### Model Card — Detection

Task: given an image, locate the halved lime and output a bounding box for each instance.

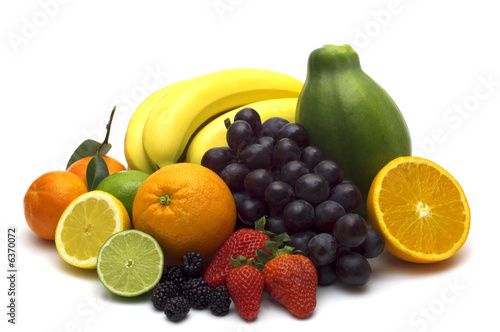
[97,230,164,297]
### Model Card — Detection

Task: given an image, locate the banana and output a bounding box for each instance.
[185,97,298,164]
[124,80,190,173]
[142,68,303,169]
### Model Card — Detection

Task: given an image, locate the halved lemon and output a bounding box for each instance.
[55,190,131,269]
[367,156,470,263]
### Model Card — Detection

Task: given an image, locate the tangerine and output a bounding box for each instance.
[133,163,236,265]
[24,171,88,240]
[67,155,126,188]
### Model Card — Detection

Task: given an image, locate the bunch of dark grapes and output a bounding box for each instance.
[201,107,385,287]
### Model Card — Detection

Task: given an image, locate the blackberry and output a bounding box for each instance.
[164,296,190,322]
[161,265,186,285]
[208,285,231,316]
[181,278,211,309]
[181,252,206,278]
[151,281,181,310]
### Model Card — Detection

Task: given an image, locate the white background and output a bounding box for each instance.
[2,1,499,331]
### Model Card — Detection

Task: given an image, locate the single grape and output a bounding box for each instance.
[244,169,275,199]
[280,161,309,188]
[313,160,344,188]
[300,146,325,171]
[314,200,346,233]
[232,191,251,210]
[283,200,315,232]
[234,107,261,136]
[274,138,301,169]
[354,228,385,258]
[226,120,255,153]
[220,163,250,192]
[336,252,371,286]
[316,262,337,286]
[240,143,274,170]
[201,147,233,174]
[265,215,288,235]
[329,181,362,213]
[237,197,268,226]
[295,173,330,204]
[264,181,295,211]
[333,213,368,248]
[259,117,289,140]
[307,233,339,266]
[288,231,317,256]
[256,136,275,152]
[277,122,309,148]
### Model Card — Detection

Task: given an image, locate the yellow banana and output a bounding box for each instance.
[142,68,303,169]
[123,80,189,173]
[185,98,298,164]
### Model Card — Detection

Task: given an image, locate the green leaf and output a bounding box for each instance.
[66,139,112,170]
[86,154,110,191]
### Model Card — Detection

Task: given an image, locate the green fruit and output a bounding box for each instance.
[97,229,164,297]
[96,170,150,224]
[295,44,411,215]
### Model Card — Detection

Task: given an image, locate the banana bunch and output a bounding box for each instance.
[185,98,298,165]
[124,68,303,173]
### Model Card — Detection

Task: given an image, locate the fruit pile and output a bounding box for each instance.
[22,43,471,325]
[202,108,384,286]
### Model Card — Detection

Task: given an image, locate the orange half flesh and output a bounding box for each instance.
[367,156,470,263]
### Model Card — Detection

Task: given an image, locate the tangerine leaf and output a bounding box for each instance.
[86,154,109,191]
[66,139,112,170]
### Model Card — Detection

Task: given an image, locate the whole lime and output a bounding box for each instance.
[96,170,150,224]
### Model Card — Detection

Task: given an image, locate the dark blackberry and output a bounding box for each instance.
[151,281,181,310]
[208,285,231,316]
[181,278,211,309]
[181,252,206,278]
[161,265,186,285]
[164,296,190,322]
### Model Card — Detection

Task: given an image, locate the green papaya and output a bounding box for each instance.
[295,44,411,215]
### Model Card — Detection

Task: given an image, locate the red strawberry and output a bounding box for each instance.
[226,256,265,321]
[204,217,278,288]
[258,243,317,318]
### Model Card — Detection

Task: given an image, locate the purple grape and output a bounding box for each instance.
[333,213,368,248]
[295,173,330,204]
[277,122,309,148]
[283,200,315,232]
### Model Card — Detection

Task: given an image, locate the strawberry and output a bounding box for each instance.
[226,256,265,321]
[204,217,285,288]
[257,242,317,319]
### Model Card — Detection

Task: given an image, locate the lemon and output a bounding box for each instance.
[96,170,150,223]
[97,230,164,297]
[55,191,131,269]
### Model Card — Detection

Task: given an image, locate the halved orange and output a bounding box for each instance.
[367,156,470,263]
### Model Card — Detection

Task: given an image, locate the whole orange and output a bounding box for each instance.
[133,163,236,265]
[23,171,88,240]
[67,155,126,187]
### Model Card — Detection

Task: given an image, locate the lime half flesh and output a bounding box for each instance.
[97,230,164,297]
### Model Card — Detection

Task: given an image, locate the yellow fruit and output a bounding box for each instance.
[367,156,470,263]
[55,191,131,269]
